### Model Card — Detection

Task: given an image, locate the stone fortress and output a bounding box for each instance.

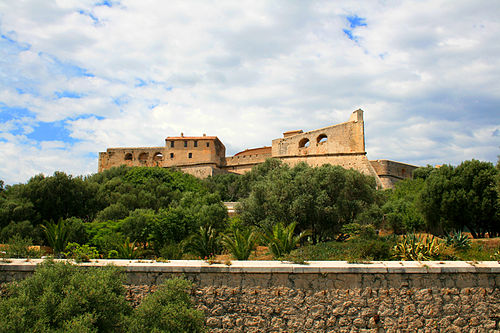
[98,109,418,189]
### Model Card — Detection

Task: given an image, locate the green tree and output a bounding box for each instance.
[239,162,377,243]
[419,160,499,238]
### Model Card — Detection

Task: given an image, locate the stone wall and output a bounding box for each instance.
[1,260,499,332]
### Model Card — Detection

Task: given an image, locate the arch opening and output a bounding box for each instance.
[138,152,148,161]
[153,152,163,161]
[299,138,310,148]
[317,134,328,144]
[124,153,133,161]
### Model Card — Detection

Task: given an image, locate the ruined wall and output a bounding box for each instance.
[98,147,167,172]
[272,110,365,158]
[1,260,499,332]
[224,152,272,175]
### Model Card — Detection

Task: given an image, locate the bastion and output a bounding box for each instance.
[98,109,418,188]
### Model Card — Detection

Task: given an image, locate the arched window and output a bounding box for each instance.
[317,134,327,144]
[299,138,310,148]
[153,152,163,161]
[124,153,133,161]
[138,152,148,161]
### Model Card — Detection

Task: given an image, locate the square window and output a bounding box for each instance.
[184,141,187,147]
[170,141,174,148]
[188,152,192,158]
[194,141,198,147]
[170,153,174,158]
[206,142,210,147]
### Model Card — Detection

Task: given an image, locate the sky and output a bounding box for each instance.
[0,0,499,185]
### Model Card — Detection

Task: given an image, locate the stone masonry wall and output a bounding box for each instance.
[1,260,499,332]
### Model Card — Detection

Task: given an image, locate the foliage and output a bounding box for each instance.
[65,242,100,262]
[222,227,258,260]
[393,234,441,261]
[382,178,425,234]
[261,222,309,259]
[0,260,131,332]
[239,162,377,243]
[113,238,140,259]
[340,223,377,240]
[159,243,183,260]
[419,160,499,238]
[185,226,221,258]
[2,235,42,258]
[126,278,205,333]
[42,218,70,255]
[444,231,471,250]
[287,235,397,261]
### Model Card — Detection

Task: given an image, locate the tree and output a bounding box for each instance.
[419,160,499,238]
[239,162,378,243]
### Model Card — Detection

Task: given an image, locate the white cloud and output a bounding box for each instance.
[0,0,499,184]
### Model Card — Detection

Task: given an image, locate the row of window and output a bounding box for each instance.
[168,141,210,148]
[124,152,194,161]
[298,134,328,148]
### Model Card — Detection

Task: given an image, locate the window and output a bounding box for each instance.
[170,141,174,148]
[194,141,198,147]
[188,152,192,158]
[170,153,174,158]
[317,134,327,144]
[184,141,187,147]
[124,153,133,160]
[299,138,310,148]
[153,152,163,161]
[206,142,210,147]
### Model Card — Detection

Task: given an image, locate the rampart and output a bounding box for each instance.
[1,260,499,332]
[98,110,419,188]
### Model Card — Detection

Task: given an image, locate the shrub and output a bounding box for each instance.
[185,226,221,258]
[359,239,393,260]
[2,235,42,258]
[126,278,205,333]
[393,234,441,261]
[0,260,131,332]
[65,242,100,262]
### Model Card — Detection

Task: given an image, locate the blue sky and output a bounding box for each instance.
[0,0,499,184]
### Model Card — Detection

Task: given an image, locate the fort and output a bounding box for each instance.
[98,109,418,188]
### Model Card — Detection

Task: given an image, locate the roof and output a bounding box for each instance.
[165,136,218,140]
[233,146,272,157]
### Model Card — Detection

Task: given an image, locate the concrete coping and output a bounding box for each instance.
[1,259,499,274]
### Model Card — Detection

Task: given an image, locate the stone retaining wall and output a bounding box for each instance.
[1,260,499,332]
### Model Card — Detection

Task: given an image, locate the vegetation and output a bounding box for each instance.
[0,261,204,332]
[126,278,205,333]
[0,157,498,261]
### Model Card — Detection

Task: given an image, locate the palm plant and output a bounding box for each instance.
[42,219,69,255]
[222,228,258,260]
[261,222,309,259]
[185,225,221,258]
[114,237,140,259]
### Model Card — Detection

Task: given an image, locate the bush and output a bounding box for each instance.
[65,242,100,262]
[0,260,131,332]
[359,239,393,260]
[2,235,43,258]
[126,278,205,333]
